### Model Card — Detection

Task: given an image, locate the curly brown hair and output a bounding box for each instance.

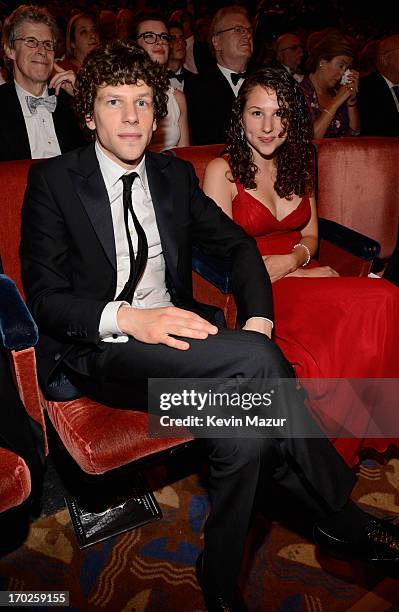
[74,40,169,138]
[225,67,314,199]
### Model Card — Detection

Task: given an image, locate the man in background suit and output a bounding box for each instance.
[275,33,304,82]
[358,34,399,136]
[185,6,253,145]
[167,20,196,92]
[0,5,84,161]
[20,41,399,612]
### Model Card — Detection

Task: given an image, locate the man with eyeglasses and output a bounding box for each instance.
[0,5,85,162]
[185,6,253,145]
[166,21,196,92]
[132,10,189,151]
[358,34,399,137]
[275,33,304,83]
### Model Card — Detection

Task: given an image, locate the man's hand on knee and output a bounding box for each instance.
[117,305,218,350]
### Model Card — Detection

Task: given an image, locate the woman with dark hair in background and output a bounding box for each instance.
[58,13,99,73]
[203,66,399,465]
[300,29,360,137]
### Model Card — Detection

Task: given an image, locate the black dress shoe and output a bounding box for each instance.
[314,515,399,562]
[195,553,248,612]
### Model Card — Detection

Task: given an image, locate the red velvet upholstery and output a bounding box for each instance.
[0,448,31,513]
[12,348,48,454]
[0,160,35,295]
[314,137,399,260]
[46,398,191,475]
[169,144,224,187]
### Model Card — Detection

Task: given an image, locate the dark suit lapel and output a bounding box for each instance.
[52,91,70,153]
[68,143,117,270]
[145,153,179,278]
[4,83,31,158]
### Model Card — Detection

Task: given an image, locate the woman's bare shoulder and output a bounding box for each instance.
[205,156,230,176]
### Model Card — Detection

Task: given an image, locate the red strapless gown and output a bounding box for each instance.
[233,182,399,466]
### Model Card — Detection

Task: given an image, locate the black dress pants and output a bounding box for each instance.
[64,328,356,598]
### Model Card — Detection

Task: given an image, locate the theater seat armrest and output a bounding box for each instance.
[0,275,39,350]
[318,218,381,260]
[192,245,233,293]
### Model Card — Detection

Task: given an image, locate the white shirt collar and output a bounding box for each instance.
[14,79,49,117]
[217,63,244,95]
[380,73,399,88]
[95,140,148,193]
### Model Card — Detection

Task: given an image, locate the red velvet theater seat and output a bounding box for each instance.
[0,448,31,513]
[168,144,224,187]
[314,137,399,264]
[0,159,192,478]
[45,398,192,475]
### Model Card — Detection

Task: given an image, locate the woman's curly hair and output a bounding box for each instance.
[74,40,169,138]
[225,67,314,199]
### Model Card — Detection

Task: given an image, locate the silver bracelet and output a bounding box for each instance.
[293,243,311,267]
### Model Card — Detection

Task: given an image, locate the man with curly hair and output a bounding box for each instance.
[20,40,392,611]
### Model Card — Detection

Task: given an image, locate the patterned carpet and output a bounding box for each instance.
[1,457,399,611]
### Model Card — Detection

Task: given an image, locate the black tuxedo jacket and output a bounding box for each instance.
[169,67,197,92]
[21,143,273,389]
[0,81,86,161]
[358,72,399,136]
[185,67,238,145]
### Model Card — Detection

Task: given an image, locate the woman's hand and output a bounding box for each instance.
[346,69,359,105]
[332,70,359,108]
[263,253,298,283]
[332,83,355,107]
[289,266,339,278]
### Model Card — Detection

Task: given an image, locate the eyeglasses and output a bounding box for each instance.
[215,26,253,36]
[279,44,302,52]
[14,36,55,52]
[169,34,186,43]
[137,32,170,45]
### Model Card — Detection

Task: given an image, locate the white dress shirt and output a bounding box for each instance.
[97,143,171,342]
[14,80,61,159]
[217,64,244,96]
[169,69,185,92]
[283,64,304,83]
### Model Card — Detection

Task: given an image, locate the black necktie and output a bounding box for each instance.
[168,70,184,83]
[117,173,148,304]
[231,72,246,86]
[392,85,399,104]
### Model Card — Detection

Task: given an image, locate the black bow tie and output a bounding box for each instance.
[168,70,184,83]
[230,72,246,85]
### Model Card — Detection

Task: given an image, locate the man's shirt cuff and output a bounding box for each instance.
[99,301,130,343]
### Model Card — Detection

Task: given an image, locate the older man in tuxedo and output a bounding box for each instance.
[358,34,399,136]
[20,40,399,612]
[0,4,84,161]
[185,5,253,145]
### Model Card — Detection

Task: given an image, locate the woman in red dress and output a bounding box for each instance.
[203,66,399,466]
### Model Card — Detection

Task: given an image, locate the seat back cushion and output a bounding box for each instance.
[314,137,399,259]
